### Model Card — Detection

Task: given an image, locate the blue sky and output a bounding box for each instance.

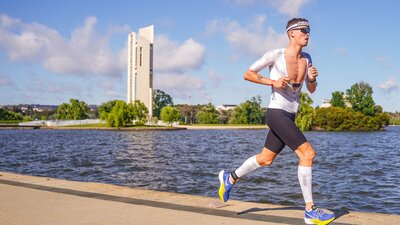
[0,0,399,112]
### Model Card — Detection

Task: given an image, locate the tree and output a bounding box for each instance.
[388,111,400,125]
[229,96,264,124]
[295,92,314,131]
[160,106,181,126]
[99,100,149,127]
[176,104,196,124]
[196,103,219,124]
[330,91,345,108]
[56,103,71,120]
[153,89,173,119]
[107,100,131,127]
[346,82,376,116]
[56,99,89,120]
[313,106,389,131]
[218,109,232,124]
[36,108,57,121]
[70,99,89,120]
[130,100,149,125]
[87,107,99,119]
[99,100,119,121]
[0,107,23,121]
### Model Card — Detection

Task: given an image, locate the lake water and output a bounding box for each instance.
[0,126,399,215]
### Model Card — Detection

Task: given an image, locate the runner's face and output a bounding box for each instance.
[291,26,310,47]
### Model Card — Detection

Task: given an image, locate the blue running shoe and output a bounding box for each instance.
[218,170,233,202]
[304,205,335,225]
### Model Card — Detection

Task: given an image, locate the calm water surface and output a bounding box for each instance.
[0,126,399,215]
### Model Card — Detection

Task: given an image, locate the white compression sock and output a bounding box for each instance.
[234,155,261,178]
[298,166,313,203]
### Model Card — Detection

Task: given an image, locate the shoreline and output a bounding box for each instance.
[2,124,398,131]
[41,126,187,131]
[174,125,268,130]
[0,124,269,131]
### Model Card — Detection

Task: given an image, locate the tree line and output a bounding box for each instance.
[98,100,148,127]
[154,82,391,131]
[153,90,266,126]
[0,81,394,130]
[0,107,23,123]
[296,81,390,131]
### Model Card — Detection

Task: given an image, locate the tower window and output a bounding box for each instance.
[139,47,143,66]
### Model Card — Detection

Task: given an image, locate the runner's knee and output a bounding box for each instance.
[305,149,316,161]
[256,148,277,166]
[298,142,316,161]
[257,157,274,166]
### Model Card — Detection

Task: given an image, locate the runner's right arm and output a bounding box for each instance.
[244,50,288,88]
[244,69,289,88]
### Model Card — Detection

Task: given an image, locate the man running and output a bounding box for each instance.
[218,18,335,225]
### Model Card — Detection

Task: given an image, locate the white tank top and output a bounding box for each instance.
[249,48,314,114]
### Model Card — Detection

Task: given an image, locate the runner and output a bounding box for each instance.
[218,18,335,225]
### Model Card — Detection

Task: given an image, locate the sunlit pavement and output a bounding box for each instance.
[0,172,398,225]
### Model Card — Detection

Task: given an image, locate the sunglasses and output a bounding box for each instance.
[292,27,310,34]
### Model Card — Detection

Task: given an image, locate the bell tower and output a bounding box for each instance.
[127,25,154,118]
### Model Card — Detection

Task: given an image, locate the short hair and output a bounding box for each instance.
[286,18,309,31]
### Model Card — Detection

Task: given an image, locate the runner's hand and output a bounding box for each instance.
[273,77,290,89]
[308,64,318,81]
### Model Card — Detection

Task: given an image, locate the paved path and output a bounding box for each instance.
[0,172,398,225]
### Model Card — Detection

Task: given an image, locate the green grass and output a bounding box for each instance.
[389,118,400,125]
[0,120,22,124]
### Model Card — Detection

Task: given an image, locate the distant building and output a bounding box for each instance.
[343,94,352,107]
[216,104,237,112]
[127,25,154,118]
[33,107,43,112]
[320,96,352,108]
[320,99,331,108]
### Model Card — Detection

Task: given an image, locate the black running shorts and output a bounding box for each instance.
[264,108,307,154]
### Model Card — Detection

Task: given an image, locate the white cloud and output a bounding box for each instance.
[151,35,206,101]
[0,14,208,102]
[0,22,50,62]
[154,73,206,100]
[44,17,122,77]
[97,79,123,99]
[226,0,255,5]
[206,15,287,57]
[154,35,205,73]
[0,14,21,27]
[0,14,124,77]
[227,0,311,17]
[378,77,398,93]
[106,90,121,98]
[0,14,205,79]
[375,56,392,68]
[266,0,312,17]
